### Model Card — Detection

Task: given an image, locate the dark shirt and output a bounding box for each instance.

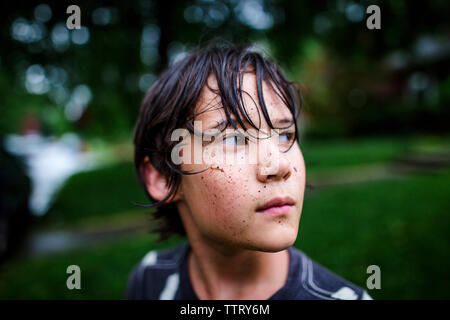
[125,242,372,300]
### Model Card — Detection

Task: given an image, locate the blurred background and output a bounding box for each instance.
[0,0,449,299]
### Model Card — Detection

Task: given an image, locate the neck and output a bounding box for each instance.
[187,238,290,300]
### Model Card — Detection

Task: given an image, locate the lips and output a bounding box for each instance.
[256,196,295,215]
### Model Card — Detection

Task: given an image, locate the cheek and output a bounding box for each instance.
[184,168,256,229]
[291,145,306,178]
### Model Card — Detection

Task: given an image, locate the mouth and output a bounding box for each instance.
[256,196,295,216]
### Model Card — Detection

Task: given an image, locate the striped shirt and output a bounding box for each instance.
[125,242,373,300]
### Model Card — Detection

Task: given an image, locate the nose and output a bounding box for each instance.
[256,134,292,183]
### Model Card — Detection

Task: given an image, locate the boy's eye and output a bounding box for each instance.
[223,133,248,146]
[279,132,295,144]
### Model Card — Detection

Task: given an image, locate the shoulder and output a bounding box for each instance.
[124,242,188,300]
[289,247,373,300]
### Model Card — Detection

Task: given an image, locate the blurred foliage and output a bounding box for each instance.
[0,0,448,141]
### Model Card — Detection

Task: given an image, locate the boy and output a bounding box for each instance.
[126,43,372,300]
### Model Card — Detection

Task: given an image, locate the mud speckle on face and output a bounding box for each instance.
[210,166,225,172]
[293,167,297,172]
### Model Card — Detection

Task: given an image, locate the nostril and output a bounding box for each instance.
[283,171,291,180]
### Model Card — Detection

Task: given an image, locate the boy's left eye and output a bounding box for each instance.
[223,134,248,146]
[279,132,294,144]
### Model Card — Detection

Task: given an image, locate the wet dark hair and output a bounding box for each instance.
[133,41,302,241]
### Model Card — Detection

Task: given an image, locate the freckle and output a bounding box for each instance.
[258,190,260,192]
[264,186,266,188]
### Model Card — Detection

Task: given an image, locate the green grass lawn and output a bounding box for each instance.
[300,136,406,172]
[1,170,448,299]
[41,161,150,229]
[296,170,450,299]
[0,233,186,299]
[301,134,450,174]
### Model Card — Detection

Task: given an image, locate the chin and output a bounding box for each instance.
[247,227,298,252]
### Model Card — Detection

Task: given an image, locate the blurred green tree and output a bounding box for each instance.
[0,0,448,141]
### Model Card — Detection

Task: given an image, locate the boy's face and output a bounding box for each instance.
[176,73,305,252]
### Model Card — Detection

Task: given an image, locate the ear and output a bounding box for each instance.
[140,156,181,202]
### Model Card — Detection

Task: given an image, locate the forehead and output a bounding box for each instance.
[193,73,293,129]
